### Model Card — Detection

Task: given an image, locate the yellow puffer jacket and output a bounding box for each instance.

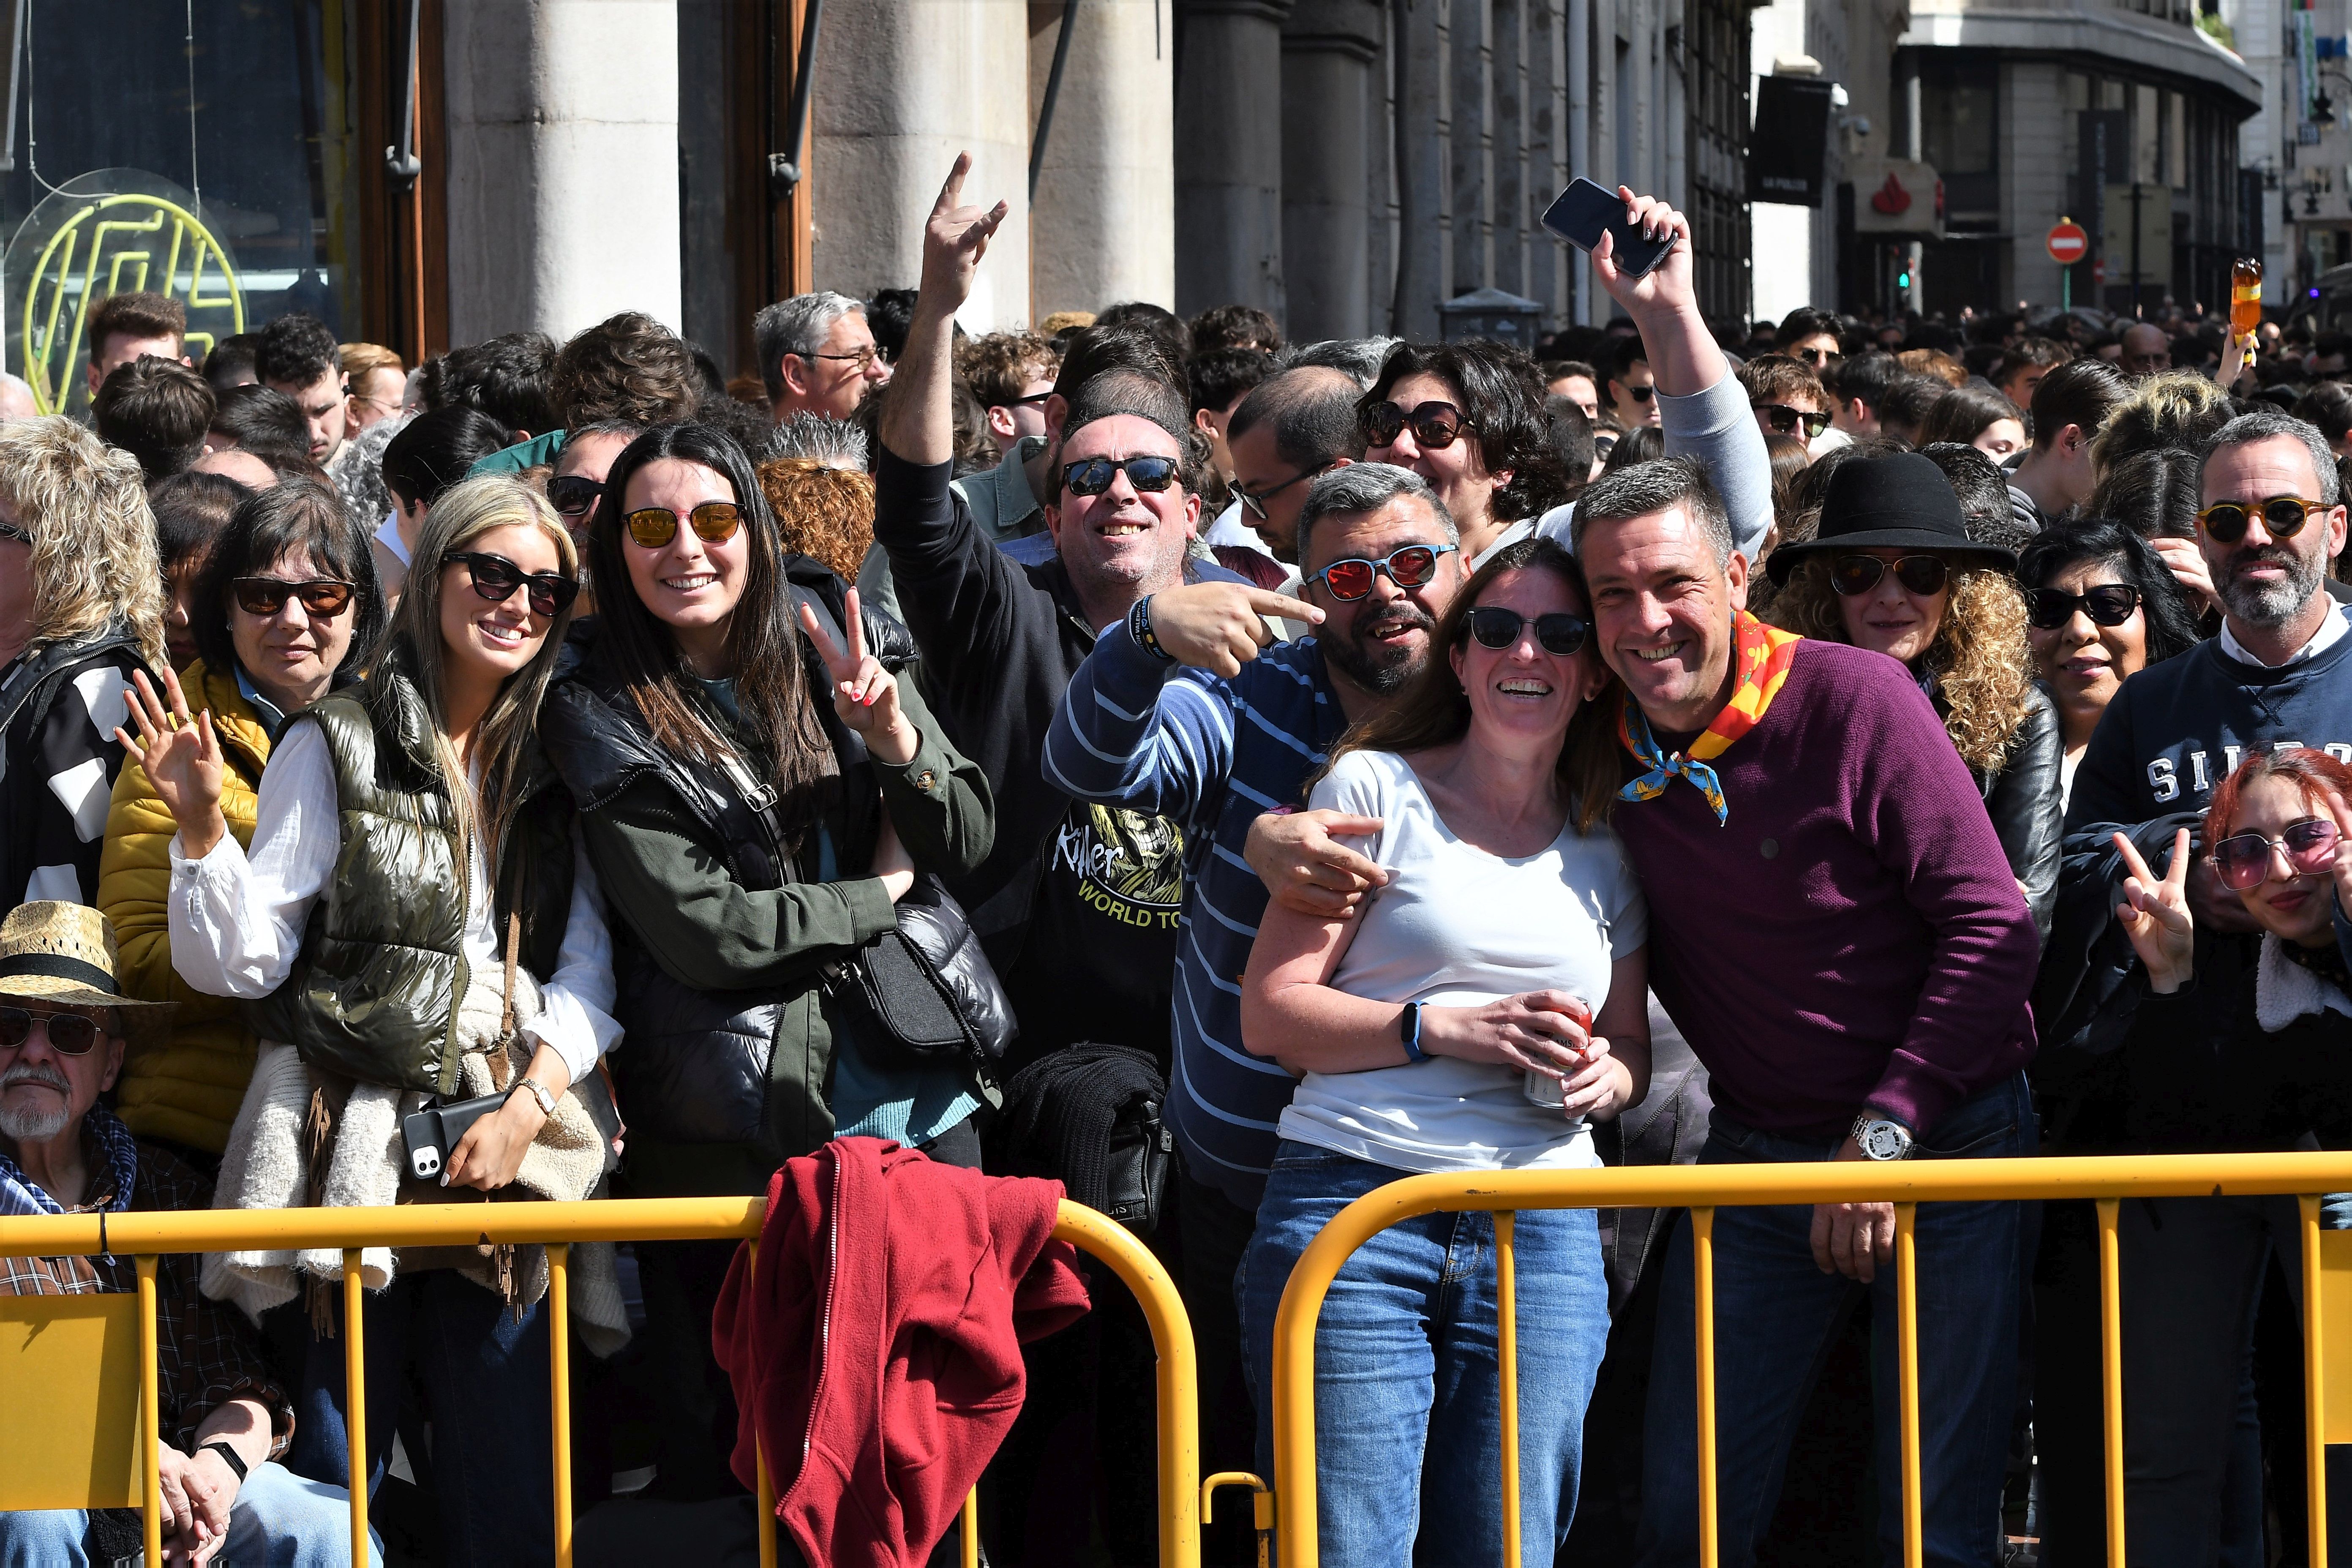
[97,660,273,1154]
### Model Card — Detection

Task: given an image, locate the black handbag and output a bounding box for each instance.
[820,874,1019,1068]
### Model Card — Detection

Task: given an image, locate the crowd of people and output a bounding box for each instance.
[0,154,2349,1568]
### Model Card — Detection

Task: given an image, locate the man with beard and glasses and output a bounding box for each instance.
[1042,459,1461,1558]
[0,903,373,1565]
[2034,414,2352,1559]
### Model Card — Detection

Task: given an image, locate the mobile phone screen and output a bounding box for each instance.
[1540,178,1673,279]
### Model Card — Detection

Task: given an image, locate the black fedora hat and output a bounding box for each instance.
[1766,451,2017,584]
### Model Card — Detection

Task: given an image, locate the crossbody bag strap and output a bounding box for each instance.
[499,910,521,1043]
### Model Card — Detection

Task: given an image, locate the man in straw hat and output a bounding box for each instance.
[0,903,374,1565]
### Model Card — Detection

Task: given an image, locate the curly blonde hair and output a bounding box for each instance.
[1765,556,2032,774]
[0,416,164,668]
[756,456,875,582]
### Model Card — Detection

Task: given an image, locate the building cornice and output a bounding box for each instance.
[1899,6,2261,113]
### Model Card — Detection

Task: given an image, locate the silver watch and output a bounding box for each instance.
[512,1076,558,1118]
[1850,1115,1915,1161]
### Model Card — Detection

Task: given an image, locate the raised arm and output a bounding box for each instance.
[878,153,1007,470]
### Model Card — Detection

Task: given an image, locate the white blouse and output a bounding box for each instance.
[166,720,621,1084]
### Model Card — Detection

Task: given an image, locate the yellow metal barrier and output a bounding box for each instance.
[1268,1151,2352,1568]
[0,1194,1201,1567]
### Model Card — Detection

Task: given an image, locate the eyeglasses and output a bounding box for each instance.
[0,1006,102,1055]
[442,552,581,618]
[1467,606,1590,656]
[1007,391,1055,407]
[1754,403,1831,440]
[2211,817,2340,891]
[1232,461,1333,521]
[232,578,355,618]
[804,345,882,372]
[1829,554,1951,597]
[1062,455,1181,497]
[0,523,28,545]
[624,502,743,549]
[1792,346,1844,368]
[2025,584,2142,630]
[1364,400,1475,450]
[1622,384,1656,404]
[2196,496,2325,544]
[1307,543,1460,600]
[547,475,602,519]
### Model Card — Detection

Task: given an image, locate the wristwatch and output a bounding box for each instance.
[510,1077,559,1118]
[1850,1114,1916,1161]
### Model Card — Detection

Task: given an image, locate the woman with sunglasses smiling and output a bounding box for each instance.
[1356,340,1569,566]
[131,472,616,1563]
[2017,518,2203,808]
[1768,452,2063,937]
[98,478,385,1163]
[1238,536,1648,1565]
[538,422,992,1496]
[2096,747,2352,1558]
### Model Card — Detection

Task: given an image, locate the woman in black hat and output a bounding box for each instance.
[1766,451,2063,942]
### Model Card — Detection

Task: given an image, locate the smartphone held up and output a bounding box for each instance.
[1541,178,1673,278]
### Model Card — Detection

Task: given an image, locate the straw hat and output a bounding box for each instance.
[0,904,175,1034]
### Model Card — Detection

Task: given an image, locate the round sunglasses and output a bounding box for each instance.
[0,1005,105,1055]
[442,551,581,619]
[2196,496,2324,545]
[624,501,743,550]
[1467,606,1590,656]
[2210,817,2340,891]
[232,577,354,618]
[1062,455,1181,497]
[1829,554,1949,597]
[1307,543,1459,600]
[2025,584,2141,631]
[1364,400,1475,450]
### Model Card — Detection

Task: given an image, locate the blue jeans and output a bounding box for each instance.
[287,1269,553,1566]
[0,1460,381,1566]
[1635,1073,2033,1568]
[1238,1141,1611,1568]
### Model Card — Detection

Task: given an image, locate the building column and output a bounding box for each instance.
[1392,0,1452,338]
[1175,0,1292,317]
[1031,0,1178,319]
[443,0,682,343]
[811,0,1033,330]
[1282,0,1382,340]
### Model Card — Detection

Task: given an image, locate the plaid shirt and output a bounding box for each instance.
[0,1128,292,1454]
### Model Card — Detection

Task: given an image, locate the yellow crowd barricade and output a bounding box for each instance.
[0,1194,1203,1568]
[1267,1150,2352,1568]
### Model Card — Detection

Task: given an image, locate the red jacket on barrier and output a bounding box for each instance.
[713,1136,1090,1566]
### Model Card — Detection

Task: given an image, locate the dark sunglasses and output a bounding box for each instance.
[547,474,602,518]
[1467,606,1590,656]
[1232,461,1333,521]
[1829,554,1950,597]
[1364,400,1474,450]
[1622,384,1655,404]
[2211,818,2340,891]
[1754,403,1831,439]
[232,578,354,618]
[2025,584,2142,630]
[2197,496,2324,544]
[1792,346,1844,368]
[442,551,580,618]
[1308,543,1459,600]
[624,501,743,549]
[0,1005,103,1055]
[1063,455,1181,496]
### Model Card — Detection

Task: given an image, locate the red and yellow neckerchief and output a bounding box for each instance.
[1616,610,1801,824]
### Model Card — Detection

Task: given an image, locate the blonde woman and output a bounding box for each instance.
[1767,452,2063,939]
[0,417,165,916]
[127,474,619,1564]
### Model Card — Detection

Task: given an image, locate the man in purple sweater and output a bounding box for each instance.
[1572,452,2039,1567]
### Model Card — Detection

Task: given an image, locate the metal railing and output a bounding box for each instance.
[0,1194,1204,1567]
[1267,1150,2352,1568]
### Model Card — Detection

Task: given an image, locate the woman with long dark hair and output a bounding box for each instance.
[537,421,992,1496]
[1237,535,1646,1564]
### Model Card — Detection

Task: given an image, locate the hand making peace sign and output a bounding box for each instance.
[798,586,920,767]
[2112,826,2196,994]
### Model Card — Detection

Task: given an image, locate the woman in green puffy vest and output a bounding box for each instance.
[124,473,619,1565]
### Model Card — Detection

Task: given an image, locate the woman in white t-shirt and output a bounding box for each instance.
[1237,534,1649,1567]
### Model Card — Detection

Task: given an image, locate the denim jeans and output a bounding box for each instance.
[0,1460,382,1566]
[1237,1140,1611,1568]
[1634,1073,2034,1568]
[286,1269,553,1566]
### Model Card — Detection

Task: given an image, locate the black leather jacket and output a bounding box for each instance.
[1958,681,2063,949]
